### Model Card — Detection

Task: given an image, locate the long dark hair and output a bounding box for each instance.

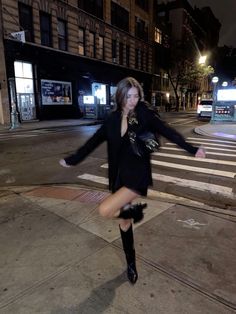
[115,77,144,111]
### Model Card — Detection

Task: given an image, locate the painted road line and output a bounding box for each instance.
[166,142,236,149]
[150,160,235,178]
[187,137,236,145]
[77,173,233,198]
[160,146,236,154]
[100,162,235,178]
[151,173,232,197]
[184,141,236,148]
[152,152,236,166]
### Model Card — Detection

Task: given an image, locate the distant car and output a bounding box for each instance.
[197,99,213,119]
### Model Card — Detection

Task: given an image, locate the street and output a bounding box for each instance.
[1,112,236,313]
[0,112,235,209]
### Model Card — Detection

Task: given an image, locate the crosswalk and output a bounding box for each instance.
[77,136,236,208]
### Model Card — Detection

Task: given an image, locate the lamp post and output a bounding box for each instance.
[8,78,20,129]
[211,76,219,122]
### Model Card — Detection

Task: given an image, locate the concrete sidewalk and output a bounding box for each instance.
[0,184,236,313]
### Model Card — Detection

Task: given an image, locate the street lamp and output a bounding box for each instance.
[199,55,207,65]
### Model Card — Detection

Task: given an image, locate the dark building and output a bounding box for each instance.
[0,0,156,125]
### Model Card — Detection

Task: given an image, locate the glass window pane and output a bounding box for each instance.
[15,78,34,93]
[23,63,33,78]
[14,61,23,77]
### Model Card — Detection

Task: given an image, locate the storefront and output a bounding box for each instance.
[4,40,153,122]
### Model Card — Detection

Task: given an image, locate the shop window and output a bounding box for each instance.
[40,11,52,47]
[78,28,85,55]
[111,2,129,33]
[89,32,95,58]
[58,19,67,51]
[14,61,36,121]
[78,0,103,19]
[135,17,148,41]
[18,2,34,42]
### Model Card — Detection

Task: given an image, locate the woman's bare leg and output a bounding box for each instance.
[98,187,139,219]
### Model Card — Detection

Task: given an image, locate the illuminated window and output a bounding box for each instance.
[155,27,162,44]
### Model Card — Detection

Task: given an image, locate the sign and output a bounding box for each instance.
[11,31,26,43]
[41,80,72,105]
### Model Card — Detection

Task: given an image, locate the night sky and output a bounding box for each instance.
[188,0,236,47]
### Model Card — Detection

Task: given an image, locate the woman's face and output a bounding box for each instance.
[123,87,139,113]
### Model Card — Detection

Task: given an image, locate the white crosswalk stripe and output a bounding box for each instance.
[76,136,236,206]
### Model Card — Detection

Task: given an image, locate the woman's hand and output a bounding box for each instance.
[59,159,71,168]
[195,146,206,158]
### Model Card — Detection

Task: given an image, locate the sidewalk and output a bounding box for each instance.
[0,184,236,313]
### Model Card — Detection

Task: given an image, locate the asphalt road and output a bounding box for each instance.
[0,112,235,209]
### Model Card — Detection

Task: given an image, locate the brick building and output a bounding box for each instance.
[0,0,156,125]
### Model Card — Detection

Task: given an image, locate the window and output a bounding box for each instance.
[78,0,103,19]
[111,2,129,33]
[40,12,52,47]
[98,35,104,59]
[135,17,148,41]
[89,32,95,57]
[135,0,149,12]
[18,3,34,42]
[155,27,162,44]
[126,45,130,67]
[119,42,123,65]
[112,39,117,60]
[58,19,67,51]
[78,28,85,55]
[135,48,139,69]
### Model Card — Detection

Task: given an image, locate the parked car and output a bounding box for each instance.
[197,99,213,119]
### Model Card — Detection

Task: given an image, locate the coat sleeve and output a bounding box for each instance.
[146,109,198,155]
[64,123,107,165]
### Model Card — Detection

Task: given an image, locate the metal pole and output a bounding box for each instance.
[8,78,20,129]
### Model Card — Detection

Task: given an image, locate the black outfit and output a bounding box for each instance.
[64,101,198,195]
[64,101,199,285]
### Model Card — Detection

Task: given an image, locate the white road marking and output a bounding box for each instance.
[178,141,236,148]
[77,173,233,198]
[187,137,236,145]
[152,152,236,166]
[161,146,236,155]
[150,160,235,178]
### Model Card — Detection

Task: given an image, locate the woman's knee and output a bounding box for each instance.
[98,202,114,218]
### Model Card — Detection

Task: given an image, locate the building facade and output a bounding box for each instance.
[0,0,156,125]
[155,0,221,109]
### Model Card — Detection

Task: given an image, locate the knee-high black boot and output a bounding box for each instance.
[118,203,147,223]
[119,224,138,284]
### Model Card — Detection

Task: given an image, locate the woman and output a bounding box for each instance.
[60,77,206,284]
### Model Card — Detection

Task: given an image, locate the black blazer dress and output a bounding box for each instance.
[64,101,198,196]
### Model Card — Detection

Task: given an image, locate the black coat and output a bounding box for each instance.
[65,102,198,191]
